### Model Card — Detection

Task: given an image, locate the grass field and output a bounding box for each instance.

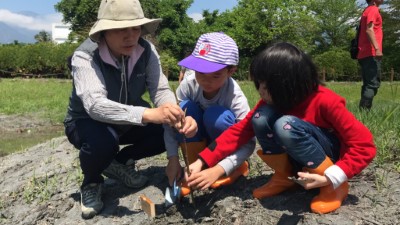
[0,78,72,124]
[0,78,399,171]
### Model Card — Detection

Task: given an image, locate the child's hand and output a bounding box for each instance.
[297,171,332,189]
[178,116,198,138]
[187,165,225,190]
[165,156,182,186]
[186,159,204,176]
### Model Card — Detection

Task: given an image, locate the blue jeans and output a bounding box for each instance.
[251,105,340,170]
[65,119,165,187]
[179,100,236,143]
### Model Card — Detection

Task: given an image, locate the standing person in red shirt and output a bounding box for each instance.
[187,42,376,214]
[357,0,384,110]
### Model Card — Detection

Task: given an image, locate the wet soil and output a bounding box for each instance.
[0,114,64,157]
[0,115,399,225]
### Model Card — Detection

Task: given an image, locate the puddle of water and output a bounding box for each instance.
[0,125,64,157]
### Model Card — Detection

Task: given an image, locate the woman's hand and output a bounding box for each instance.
[143,103,184,127]
[297,171,332,189]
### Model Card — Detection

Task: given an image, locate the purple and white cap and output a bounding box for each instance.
[178,32,239,73]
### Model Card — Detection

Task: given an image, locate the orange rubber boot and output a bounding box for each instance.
[210,161,250,189]
[180,180,191,197]
[306,157,349,214]
[180,139,207,165]
[252,149,297,199]
[179,139,207,197]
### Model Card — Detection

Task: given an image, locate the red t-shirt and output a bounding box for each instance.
[357,5,383,59]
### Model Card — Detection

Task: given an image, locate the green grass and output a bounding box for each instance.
[0,78,72,123]
[0,78,71,156]
[0,79,399,171]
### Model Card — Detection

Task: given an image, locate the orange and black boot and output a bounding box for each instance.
[179,139,207,196]
[210,161,250,189]
[306,156,349,214]
[252,149,297,199]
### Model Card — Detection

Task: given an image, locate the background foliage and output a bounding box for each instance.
[0,43,78,78]
[0,0,399,81]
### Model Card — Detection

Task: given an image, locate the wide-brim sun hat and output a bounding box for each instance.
[178,32,239,73]
[89,0,162,42]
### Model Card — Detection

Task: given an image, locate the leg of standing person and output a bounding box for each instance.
[359,56,381,110]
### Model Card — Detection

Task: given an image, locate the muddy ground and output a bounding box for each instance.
[0,114,399,225]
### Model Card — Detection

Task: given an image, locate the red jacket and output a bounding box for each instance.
[199,86,376,179]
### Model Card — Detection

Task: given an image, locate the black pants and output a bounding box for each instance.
[358,56,381,109]
[65,118,165,187]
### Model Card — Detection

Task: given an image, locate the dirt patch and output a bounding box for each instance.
[0,114,64,157]
[0,116,399,225]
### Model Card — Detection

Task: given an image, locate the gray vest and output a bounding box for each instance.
[64,38,152,126]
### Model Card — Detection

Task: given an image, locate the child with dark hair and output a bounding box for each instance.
[187,42,376,214]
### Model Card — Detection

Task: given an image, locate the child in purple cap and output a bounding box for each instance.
[164,32,256,196]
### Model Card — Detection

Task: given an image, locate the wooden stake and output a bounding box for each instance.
[139,194,156,218]
[172,86,196,206]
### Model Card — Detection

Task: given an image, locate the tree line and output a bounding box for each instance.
[0,0,399,81]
